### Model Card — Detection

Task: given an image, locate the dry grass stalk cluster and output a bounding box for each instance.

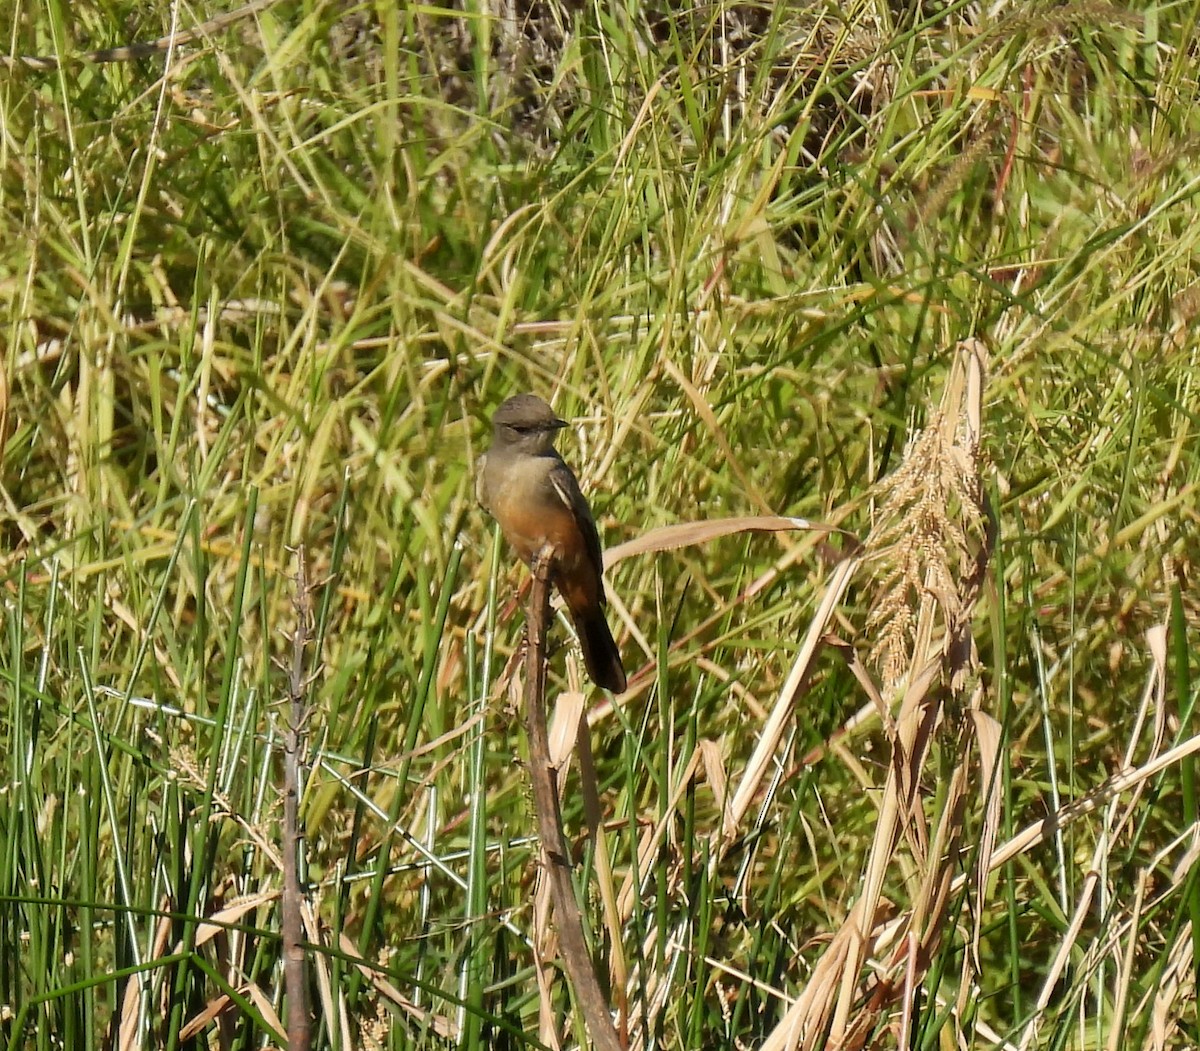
[521,341,1005,1047]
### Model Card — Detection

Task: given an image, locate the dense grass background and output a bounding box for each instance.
[2,0,1200,1047]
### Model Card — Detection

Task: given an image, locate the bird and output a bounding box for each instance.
[477,394,627,694]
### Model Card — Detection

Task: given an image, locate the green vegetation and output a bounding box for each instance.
[1,0,1198,1047]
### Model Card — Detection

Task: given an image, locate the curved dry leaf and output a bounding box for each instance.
[184,890,280,951]
[548,690,586,768]
[724,556,861,839]
[244,982,287,1042]
[178,995,234,1042]
[968,705,1002,975]
[605,515,857,569]
[118,971,141,1051]
[337,933,459,1039]
[698,739,729,829]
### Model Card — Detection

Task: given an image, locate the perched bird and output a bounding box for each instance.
[478,394,626,694]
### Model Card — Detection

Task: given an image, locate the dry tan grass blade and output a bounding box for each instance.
[948,727,1200,898]
[124,892,284,1046]
[243,984,286,1042]
[604,514,854,569]
[118,898,173,1051]
[1146,916,1198,1050]
[335,933,458,1039]
[724,555,860,841]
[967,705,1002,977]
[575,714,631,1040]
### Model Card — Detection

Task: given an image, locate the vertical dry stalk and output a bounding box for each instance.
[575,718,631,1040]
[760,339,995,1051]
[524,547,624,1051]
[282,548,315,1050]
[589,346,992,1049]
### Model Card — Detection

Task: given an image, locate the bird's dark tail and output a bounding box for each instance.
[573,607,626,694]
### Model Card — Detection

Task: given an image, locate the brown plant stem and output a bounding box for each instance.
[282,549,313,1051]
[525,547,624,1051]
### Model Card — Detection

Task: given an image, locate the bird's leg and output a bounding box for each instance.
[530,543,556,584]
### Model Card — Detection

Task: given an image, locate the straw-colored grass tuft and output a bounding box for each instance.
[866,342,989,688]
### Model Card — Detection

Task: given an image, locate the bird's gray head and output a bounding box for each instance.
[491,394,568,454]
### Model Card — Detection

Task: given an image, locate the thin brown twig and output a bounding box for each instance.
[525,546,624,1051]
[282,547,314,1050]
